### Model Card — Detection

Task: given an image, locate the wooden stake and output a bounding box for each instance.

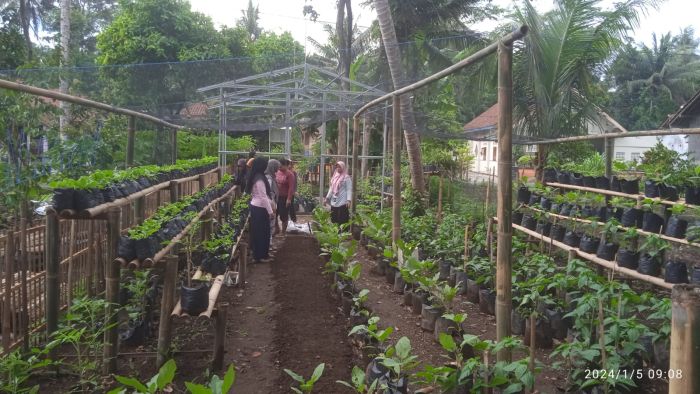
[239,241,248,287]
[463,225,470,266]
[169,180,179,204]
[495,41,514,363]
[156,254,178,368]
[202,209,214,242]
[103,207,121,374]
[67,220,76,307]
[391,95,401,249]
[437,174,443,223]
[86,221,95,297]
[19,214,29,352]
[3,230,15,351]
[45,213,60,336]
[598,298,606,372]
[171,128,178,165]
[487,218,494,263]
[212,306,228,371]
[529,312,536,377]
[669,285,700,394]
[134,196,145,226]
[126,116,135,167]
[95,228,105,295]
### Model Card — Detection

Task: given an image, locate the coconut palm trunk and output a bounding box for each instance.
[374,0,425,193]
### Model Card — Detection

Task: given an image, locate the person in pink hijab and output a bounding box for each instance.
[325,161,352,225]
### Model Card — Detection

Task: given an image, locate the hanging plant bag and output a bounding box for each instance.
[181,281,211,316]
[611,176,622,192]
[528,193,540,206]
[539,197,552,211]
[550,224,566,241]
[616,249,639,269]
[562,231,581,247]
[543,168,557,183]
[596,242,618,261]
[556,171,570,184]
[621,179,639,194]
[637,254,662,276]
[578,235,600,254]
[644,180,660,198]
[690,266,700,284]
[685,186,700,205]
[664,261,688,283]
[570,173,584,186]
[659,184,679,201]
[642,212,664,233]
[595,176,610,190]
[52,188,75,211]
[117,236,137,262]
[521,215,537,230]
[621,208,643,228]
[582,176,596,188]
[535,221,551,236]
[665,216,688,239]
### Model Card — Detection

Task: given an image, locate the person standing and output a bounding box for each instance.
[325,161,352,225]
[245,157,273,263]
[234,158,248,190]
[288,160,299,223]
[275,158,296,234]
[265,159,281,245]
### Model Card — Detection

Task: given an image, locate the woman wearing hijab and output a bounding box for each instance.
[325,161,352,225]
[245,157,274,263]
[265,159,281,244]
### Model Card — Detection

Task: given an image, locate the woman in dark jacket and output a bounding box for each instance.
[245,157,274,263]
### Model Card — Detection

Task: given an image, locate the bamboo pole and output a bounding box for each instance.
[463,225,470,265]
[202,209,214,242]
[669,285,700,393]
[66,220,76,307]
[156,255,178,368]
[3,230,15,351]
[134,196,145,226]
[95,228,105,295]
[171,129,178,165]
[239,241,248,287]
[86,221,95,297]
[354,25,529,117]
[212,306,228,371]
[169,181,179,203]
[19,215,29,352]
[495,41,514,363]
[437,174,443,223]
[351,116,360,215]
[536,126,700,145]
[103,207,121,374]
[528,312,536,378]
[45,213,60,336]
[0,78,186,130]
[126,116,135,167]
[391,96,401,249]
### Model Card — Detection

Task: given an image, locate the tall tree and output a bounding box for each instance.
[374,0,425,193]
[58,0,70,135]
[336,0,353,157]
[16,0,53,60]
[238,0,261,40]
[512,0,655,176]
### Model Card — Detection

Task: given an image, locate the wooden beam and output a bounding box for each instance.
[495,41,513,363]
[45,214,59,336]
[3,230,14,351]
[126,116,135,167]
[669,285,700,393]
[536,127,700,145]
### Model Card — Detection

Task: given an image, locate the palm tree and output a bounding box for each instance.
[512,0,656,177]
[13,0,53,60]
[238,0,261,40]
[374,0,425,193]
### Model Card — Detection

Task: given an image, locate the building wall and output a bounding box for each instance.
[471,140,498,175]
[614,135,690,162]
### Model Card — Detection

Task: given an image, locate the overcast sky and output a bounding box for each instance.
[189,0,700,52]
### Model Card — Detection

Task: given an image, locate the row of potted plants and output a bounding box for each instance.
[50,156,218,211]
[116,174,235,262]
[356,205,673,393]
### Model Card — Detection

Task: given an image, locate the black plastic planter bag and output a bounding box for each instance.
[578,235,600,254]
[582,176,596,188]
[524,317,553,348]
[137,177,151,189]
[546,308,568,340]
[478,289,496,316]
[686,186,700,205]
[540,197,552,211]
[135,236,161,261]
[202,255,227,276]
[610,208,624,221]
[616,249,639,269]
[637,254,661,276]
[559,204,572,217]
[562,231,581,247]
[550,225,566,241]
[535,221,551,236]
[117,236,137,261]
[642,212,664,233]
[644,180,660,198]
[73,189,104,211]
[438,261,452,281]
[581,206,595,218]
[543,168,557,183]
[556,171,570,184]
[119,318,148,346]
[611,176,622,192]
[621,208,643,228]
[595,176,610,190]
[512,211,524,226]
[664,261,688,283]
[101,186,117,203]
[528,193,540,206]
[596,242,618,261]
[181,281,210,316]
[521,215,537,230]
[665,216,688,239]
[691,267,700,284]
[620,179,639,194]
[659,184,679,201]
[53,188,75,211]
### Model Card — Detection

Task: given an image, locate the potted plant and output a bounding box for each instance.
[617,199,643,228]
[578,219,600,254]
[637,235,669,276]
[180,220,210,316]
[685,165,700,204]
[641,198,664,233]
[375,337,418,392]
[665,204,688,239]
[425,283,458,334]
[516,176,532,204]
[596,219,619,261]
[614,161,640,194]
[615,227,640,269]
[562,215,582,248]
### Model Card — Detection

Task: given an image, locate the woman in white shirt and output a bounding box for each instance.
[325,161,352,225]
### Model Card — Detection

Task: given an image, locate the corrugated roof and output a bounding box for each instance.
[463,103,498,131]
[180,102,208,118]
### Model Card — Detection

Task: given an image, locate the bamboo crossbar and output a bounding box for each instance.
[506,220,674,290]
[544,182,697,209]
[53,167,220,219]
[354,25,528,118]
[0,78,186,130]
[534,127,700,145]
[121,184,239,269]
[525,206,697,247]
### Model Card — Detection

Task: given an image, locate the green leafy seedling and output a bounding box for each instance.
[336,366,379,393]
[184,364,236,394]
[109,359,176,394]
[284,363,325,393]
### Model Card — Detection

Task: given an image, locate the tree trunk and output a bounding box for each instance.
[19,0,32,60]
[374,0,425,193]
[361,115,371,176]
[59,0,71,137]
[336,0,353,160]
[337,118,347,157]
